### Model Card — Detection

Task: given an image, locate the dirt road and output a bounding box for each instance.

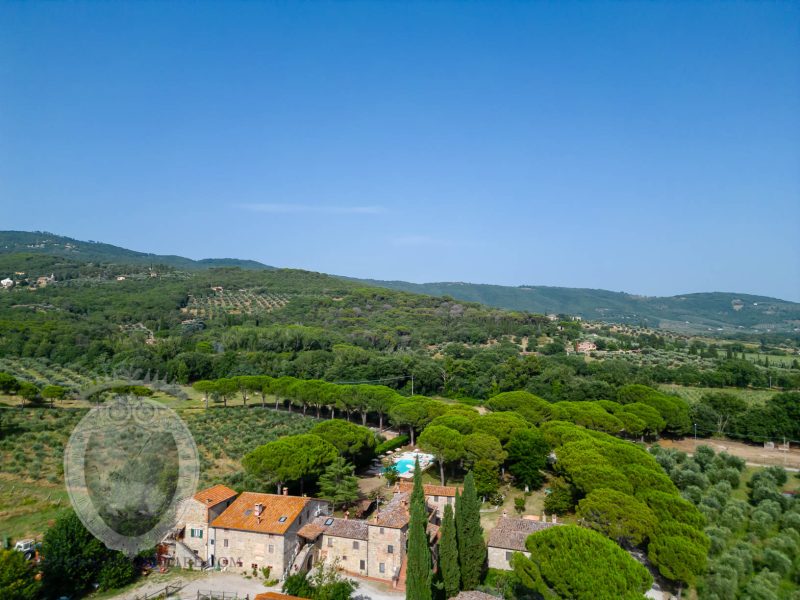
[657,437,800,470]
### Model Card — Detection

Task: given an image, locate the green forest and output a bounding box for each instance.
[1,246,799,600]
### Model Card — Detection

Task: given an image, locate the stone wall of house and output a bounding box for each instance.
[211,528,287,574]
[487,546,530,571]
[178,498,211,561]
[320,534,369,576]
[367,525,406,581]
[208,499,328,576]
[427,495,455,521]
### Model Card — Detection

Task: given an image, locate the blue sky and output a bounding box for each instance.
[2,2,799,300]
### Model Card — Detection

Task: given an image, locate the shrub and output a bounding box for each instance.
[375,435,409,455]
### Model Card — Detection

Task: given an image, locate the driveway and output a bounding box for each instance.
[107,571,273,599]
[106,570,404,600]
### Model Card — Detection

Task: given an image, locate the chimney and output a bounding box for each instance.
[344,510,349,520]
[552,514,558,524]
[502,510,507,518]
[255,503,263,516]
[283,488,288,496]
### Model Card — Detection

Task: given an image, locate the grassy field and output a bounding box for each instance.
[742,352,798,368]
[0,403,316,544]
[0,475,70,543]
[658,384,777,405]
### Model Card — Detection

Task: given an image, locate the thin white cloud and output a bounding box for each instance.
[238,203,384,215]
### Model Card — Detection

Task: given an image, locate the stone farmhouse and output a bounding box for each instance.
[209,491,328,574]
[166,484,238,564]
[575,340,597,354]
[486,515,560,570]
[395,481,460,523]
[296,488,435,588]
[164,485,328,576]
[166,483,441,588]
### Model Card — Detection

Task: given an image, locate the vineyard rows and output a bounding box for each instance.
[0,357,96,392]
[182,289,290,319]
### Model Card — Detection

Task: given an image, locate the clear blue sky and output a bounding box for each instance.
[2,2,799,300]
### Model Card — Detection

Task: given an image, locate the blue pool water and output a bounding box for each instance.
[394,458,416,475]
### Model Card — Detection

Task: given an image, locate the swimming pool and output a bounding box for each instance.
[394,458,416,475]
[384,451,435,478]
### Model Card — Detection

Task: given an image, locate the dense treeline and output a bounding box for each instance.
[1,261,797,404]
[691,391,800,444]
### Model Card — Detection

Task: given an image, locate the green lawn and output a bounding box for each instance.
[658,384,777,406]
[478,481,555,534]
[0,475,70,542]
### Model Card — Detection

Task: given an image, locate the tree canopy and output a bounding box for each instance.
[243,433,338,494]
[512,525,653,600]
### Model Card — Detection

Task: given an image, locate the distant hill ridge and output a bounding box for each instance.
[0,231,273,271]
[351,279,800,334]
[1,230,798,333]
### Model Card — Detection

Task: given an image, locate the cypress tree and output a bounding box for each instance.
[439,503,460,598]
[406,458,432,600]
[457,471,486,590]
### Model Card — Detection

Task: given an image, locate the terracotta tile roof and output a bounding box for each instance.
[453,592,501,600]
[487,516,560,551]
[254,594,307,600]
[297,520,326,540]
[193,484,237,506]
[211,492,312,535]
[372,492,410,529]
[397,482,461,497]
[298,515,368,541]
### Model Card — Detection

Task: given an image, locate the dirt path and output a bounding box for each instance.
[657,437,800,470]
[105,569,403,600]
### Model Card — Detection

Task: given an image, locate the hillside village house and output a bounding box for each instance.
[296,489,424,587]
[487,516,560,570]
[209,491,328,574]
[165,485,328,575]
[575,340,597,354]
[1,277,13,289]
[35,274,55,287]
[395,481,460,523]
[165,484,238,565]
[167,484,441,587]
